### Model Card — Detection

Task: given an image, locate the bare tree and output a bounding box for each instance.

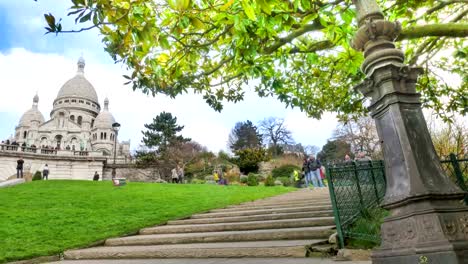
[304,145,320,156]
[333,116,381,159]
[259,117,294,156]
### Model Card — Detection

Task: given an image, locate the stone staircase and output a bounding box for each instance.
[63,188,336,261]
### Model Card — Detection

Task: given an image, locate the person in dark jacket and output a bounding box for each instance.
[16,157,24,178]
[301,157,310,185]
[307,155,324,188]
[93,171,100,181]
[42,164,49,180]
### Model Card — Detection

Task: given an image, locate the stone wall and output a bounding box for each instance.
[0,151,106,181]
[103,165,164,182]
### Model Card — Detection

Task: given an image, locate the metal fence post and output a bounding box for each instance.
[352,161,365,209]
[449,153,468,204]
[326,166,345,248]
[368,161,380,201]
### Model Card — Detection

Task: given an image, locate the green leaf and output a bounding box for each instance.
[79,12,92,23]
[256,0,271,15]
[241,0,257,21]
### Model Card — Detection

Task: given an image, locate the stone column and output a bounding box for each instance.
[351,1,468,263]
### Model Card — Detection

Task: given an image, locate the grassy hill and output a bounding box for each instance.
[0,180,292,263]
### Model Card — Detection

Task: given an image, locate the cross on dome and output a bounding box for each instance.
[77,56,85,74]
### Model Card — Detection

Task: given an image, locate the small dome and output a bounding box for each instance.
[19,95,45,126]
[94,98,115,129]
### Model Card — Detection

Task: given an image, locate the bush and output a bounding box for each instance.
[32,171,42,181]
[264,175,275,187]
[277,176,293,187]
[240,175,248,184]
[271,164,301,178]
[274,180,283,186]
[191,179,206,184]
[247,173,259,186]
[230,181,241,186]
[231,148,269,174]
[204,175,214,181]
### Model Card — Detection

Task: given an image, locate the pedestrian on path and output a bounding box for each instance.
[171,168,179,183]
[42,164,49,180]
[16,157,24,178]
[301,157,310,187]
[307,155,324,188]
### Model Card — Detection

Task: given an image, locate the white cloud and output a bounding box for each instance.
[0,48,338,152]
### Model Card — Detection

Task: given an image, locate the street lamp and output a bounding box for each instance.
[111,122,121,178]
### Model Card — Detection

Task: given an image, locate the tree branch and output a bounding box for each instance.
[397,23,468,41]
[263,23,324,54]
[288,40,334,54]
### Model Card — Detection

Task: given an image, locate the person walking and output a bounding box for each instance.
[42,164,49,180]
[177,165,184,184]
[307,155,324,188]
[171,168,179,183]
[213,170,220,183]
[93,171,100,181]
[16,157,24,178]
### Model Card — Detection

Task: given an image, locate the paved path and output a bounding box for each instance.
[0,178,24,189]
[53,258,370,264]
[54,188,368,263]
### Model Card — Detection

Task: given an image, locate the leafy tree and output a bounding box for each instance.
[318,139,352,163]
[333,116,382,159]
[228,120,262,151]
[231,148,269,174]
[259,117,293,156]
[141,111,190,153]
[43,0,467,120]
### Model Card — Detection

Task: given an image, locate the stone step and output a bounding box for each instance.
[218,201,331,212]
[191,205,332,219]
[168,211,334,225]
[105,226,335,246]
[140,217,335,235]
[65,240,326,260]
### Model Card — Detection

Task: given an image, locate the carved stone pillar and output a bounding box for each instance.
[351,1,468,263]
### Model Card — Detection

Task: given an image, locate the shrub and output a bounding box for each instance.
[230,181,241,186]
[277,176,293,187]
[240,175,248,184]
[32,171,42,181]
[224,169,240,183]
[274,180,283,186]
[271,164,301,178]
[231,148,269,174]
[264,175,275,187]
[191,179,206,184]
[204,175,214,181]
[246,173,259,186]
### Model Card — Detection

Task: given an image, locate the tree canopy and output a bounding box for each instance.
[259,117,293,155]
[141,111,190,152]
[44,0,467,120]
[228,120,263,151]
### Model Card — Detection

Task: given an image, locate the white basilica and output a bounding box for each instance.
[13,57,130,156]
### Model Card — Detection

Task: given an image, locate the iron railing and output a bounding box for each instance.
[326,154,467,248]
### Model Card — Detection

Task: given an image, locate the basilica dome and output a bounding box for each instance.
[19,95,45,126]
[94,98,115,129]
[55,57,99,104]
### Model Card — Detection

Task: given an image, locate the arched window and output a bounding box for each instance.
[91,119,95,128]
[77,116,82,126]
[23,131,27,139]
[70,115,75,122]
[104,132,107,140]
[100,132,103,140]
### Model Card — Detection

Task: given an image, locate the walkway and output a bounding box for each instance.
[55,188,370,263]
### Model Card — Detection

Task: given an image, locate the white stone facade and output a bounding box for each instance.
[11,57,130,156]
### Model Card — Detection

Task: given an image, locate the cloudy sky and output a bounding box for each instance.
[0,0,340,153]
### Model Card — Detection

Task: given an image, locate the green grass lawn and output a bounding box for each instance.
[0,180,293,263]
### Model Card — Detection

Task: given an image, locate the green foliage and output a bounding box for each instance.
[45,1,467,121]
[228,121,263,152]
[240,175,248,184]
[264,175,275,187]
[271,164,300,178]
[32,171,42,181]
[0,180,292,262]
[141,112,190,153]
[231,148,269,174]
[277,176,293,187]
[347,208,390,249]
[318,139,351,163]
[190,179,205,184]
[247,173,259,186]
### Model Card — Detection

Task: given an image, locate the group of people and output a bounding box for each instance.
[301,155,326,188]
[15,157,49,180]
[171,165,185,183]
[344,152,372,163]
[213,168,228,185]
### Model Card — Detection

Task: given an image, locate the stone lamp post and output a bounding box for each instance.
[351,0,468,263]
[111,122,121,179]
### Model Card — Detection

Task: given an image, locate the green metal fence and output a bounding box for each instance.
[326,154,467,248]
